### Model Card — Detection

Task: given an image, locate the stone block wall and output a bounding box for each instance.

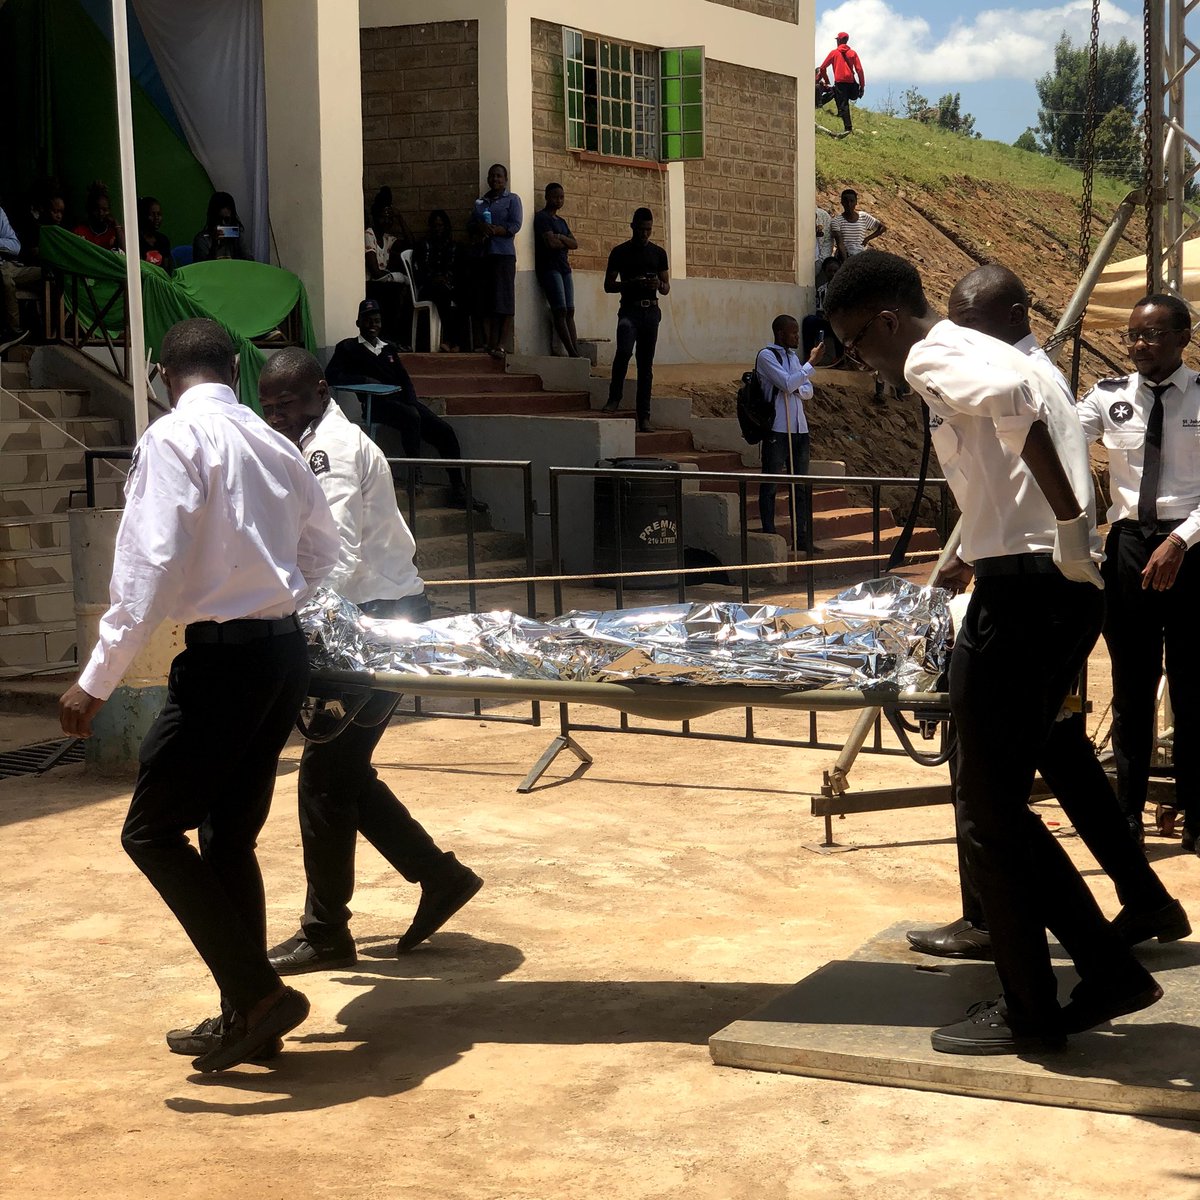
[530,19,671,274]
[683,60,796,282]
[705,0,799,22]
[360,21,481,237]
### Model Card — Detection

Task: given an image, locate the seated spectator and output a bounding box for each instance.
[413,210,462,352]
[325,299,484,511]
[0,205,36,352]
[364,186,415,347]
[137,196,175,274]
[15,184,66,265]
[72,181,125,251]
[801,256,844,363]
[534,183,580,358]
[192,191,251,262]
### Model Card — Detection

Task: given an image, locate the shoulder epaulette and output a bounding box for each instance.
[1094,375,1129,391]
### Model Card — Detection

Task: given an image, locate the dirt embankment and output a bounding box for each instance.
[683,175,1133,509]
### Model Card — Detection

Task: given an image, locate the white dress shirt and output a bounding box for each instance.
[905,320,1100,565]
[79,383,339,700]
[756,344,814,434]
[1013,332,1072,396]
[299,398,424,603]
[1076,362,1200,547]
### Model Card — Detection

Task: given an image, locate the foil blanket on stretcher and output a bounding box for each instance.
[300,577,951,693]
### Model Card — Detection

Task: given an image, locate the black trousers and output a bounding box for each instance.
[298,592,453,944]
[371,395,464,490]
[956,711,1170,926]
[121,627,310,1014]
[1102,522,1200,834]
[608,305,661,421]
[951,571,1146,1030]
[833,82,856,131]
[759,430,811,542]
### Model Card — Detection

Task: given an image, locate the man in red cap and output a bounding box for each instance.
[818,32,865,134]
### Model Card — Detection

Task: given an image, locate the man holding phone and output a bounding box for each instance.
[602,208,670,433]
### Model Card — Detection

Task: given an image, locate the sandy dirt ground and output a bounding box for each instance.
[3,641,1200,1200]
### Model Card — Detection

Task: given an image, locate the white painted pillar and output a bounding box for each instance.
[263,0,365,350]
[666,161,687,279]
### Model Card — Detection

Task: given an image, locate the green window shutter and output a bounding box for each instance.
[563,27,586,151]
[659,47,704,160]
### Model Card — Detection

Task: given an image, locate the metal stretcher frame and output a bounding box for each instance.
[305,666,951,799]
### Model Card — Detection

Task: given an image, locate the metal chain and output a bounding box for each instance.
[1072,0,1102,392]
[1144,0,1156,293]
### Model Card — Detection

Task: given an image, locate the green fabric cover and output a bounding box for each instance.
[40,226,316,412]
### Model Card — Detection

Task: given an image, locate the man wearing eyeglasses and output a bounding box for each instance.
[825,251,1162,1057]
[1077,295,1200,856]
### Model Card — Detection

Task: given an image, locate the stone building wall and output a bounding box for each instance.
[360,21,481,236]
[682,60,796,282]
[705,0,798,22]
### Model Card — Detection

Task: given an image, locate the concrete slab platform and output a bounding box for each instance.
[710,921,1200,1120]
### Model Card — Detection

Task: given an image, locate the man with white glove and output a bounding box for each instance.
[826,251,1161,1058]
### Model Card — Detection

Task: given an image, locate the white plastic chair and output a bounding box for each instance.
[399,248,441,352]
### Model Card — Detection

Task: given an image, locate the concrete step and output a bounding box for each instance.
[400,505,493,540]
[399,352,504,376]
[0,449,127,486]
[0,361,32,389]
[421,555,534,584]
[0,547,73,589]
[0,513,70,551]
[699,478,850,512]
[413,530,527,571]
[0,417,123,452]
[0,389,90,420]
[783,526,943,583]
[0,478,124,516]
[0,660,75,682]
[633,429,695,454]
[755,506,899,541]
[438,391,590,416]
[408,372,545,397]
[0,619,75,670]
[659,449,750,473]
[0,583,74,627]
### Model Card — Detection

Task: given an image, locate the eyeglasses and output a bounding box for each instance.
[1123,326,1185,346]
[843,309,892,366]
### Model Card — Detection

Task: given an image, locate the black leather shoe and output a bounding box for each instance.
[906,917,993,960]
[268,933,357,976]
[397,859,483,954]
[447,486,489,513]
[1111,898,1191,946]
[602,400,621,412]
[192,987,310,1073]
[931,999,1065,1056]
[1061,974,1163,1034]
[166,1015,282,1062]
[636,419,652,433]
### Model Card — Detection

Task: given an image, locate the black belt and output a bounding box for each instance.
[186,614,301,645]
[973,553,1059,579]
[622,299,658,310]
[1112,518,1184,537]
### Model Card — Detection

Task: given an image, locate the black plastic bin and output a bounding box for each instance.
[593,457,681,589]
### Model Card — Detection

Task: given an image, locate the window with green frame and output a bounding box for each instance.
[563,28,704,162]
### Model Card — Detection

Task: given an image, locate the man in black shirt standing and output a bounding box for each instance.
[325,299,483,510]
[603,207,670,432]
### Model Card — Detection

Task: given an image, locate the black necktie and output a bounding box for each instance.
[1138,383,1170,536]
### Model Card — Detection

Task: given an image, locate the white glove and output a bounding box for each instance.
[1053,513,1104,589]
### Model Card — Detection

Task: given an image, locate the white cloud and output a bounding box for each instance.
[816,1,1142,85]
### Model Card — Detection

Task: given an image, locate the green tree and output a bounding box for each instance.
[902,87,930,121]
[1035,33,1141,163]
[903,87,980,137]
[1091,104,1140,183]
[1013,128,1040,152]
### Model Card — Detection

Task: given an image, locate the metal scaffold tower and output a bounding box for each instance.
[1144,0,1200,294]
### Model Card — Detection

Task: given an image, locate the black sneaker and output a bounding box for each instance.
[166,1015,282,1061]
[268,932,357,976]
[192,987,310,1073]
[931,999,1065,1056]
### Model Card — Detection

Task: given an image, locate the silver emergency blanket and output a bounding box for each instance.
[301,577,950,693]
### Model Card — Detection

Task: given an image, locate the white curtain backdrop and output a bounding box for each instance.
[130,0,269,263]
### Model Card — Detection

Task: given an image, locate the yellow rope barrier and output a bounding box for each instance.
[423,547,943,589]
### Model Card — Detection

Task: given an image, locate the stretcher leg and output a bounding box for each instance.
[517,733,593,794]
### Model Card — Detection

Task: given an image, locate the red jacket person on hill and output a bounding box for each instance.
[818,33,865,134]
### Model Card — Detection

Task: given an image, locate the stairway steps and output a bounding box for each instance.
[0,478,124,516]
[413,529,528,571]
[699,478,850,512]
[0,449,127,485]
[439,392,589,416]
[399,352,504,376]
[422,555,535,584]
[0,389,90,420]
[408,373,545,396]
[0,619,75,669]
[0,513,70,551]
[0,547,73,589]
[0,417,123,452]
[0,583,74,626]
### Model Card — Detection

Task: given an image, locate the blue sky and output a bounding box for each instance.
[815,0,1146,144]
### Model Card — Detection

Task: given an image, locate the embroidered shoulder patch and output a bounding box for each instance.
[308,449,331,476]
